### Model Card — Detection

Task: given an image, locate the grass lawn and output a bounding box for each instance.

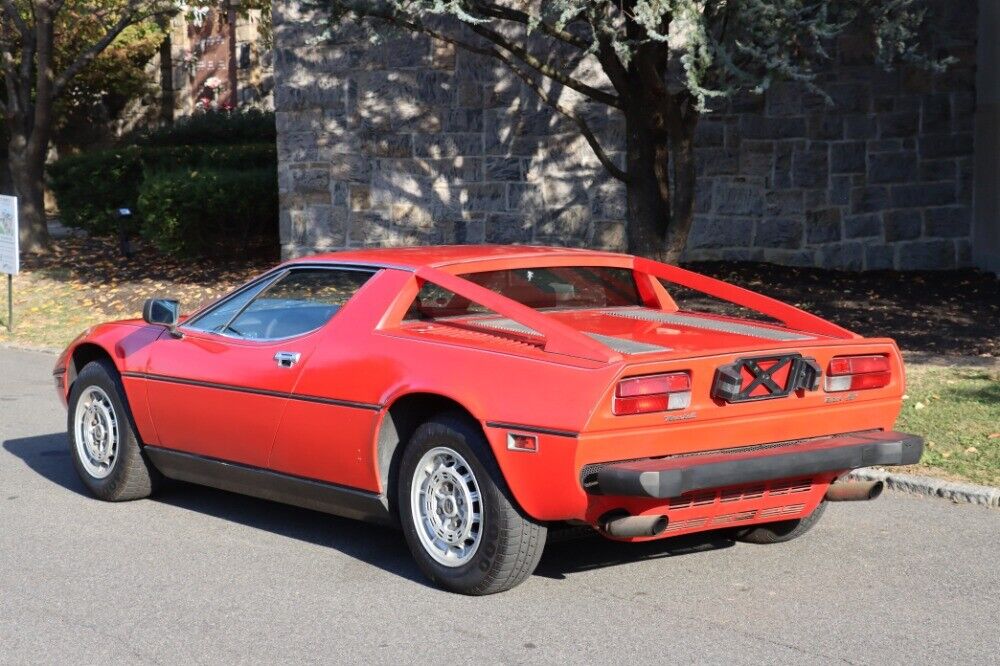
[1,236,998,486]
[895,362,1000,486]
[0,237,269,349]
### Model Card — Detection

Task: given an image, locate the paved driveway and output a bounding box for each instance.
[1,347,998,664]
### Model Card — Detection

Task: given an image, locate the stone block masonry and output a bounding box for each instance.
[274,0,976,271]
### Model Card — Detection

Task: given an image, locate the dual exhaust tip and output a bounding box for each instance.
[600,479,883,537]
[600,513,669,538]
[825,479,884,502]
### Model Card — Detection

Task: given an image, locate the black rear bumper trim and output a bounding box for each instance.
[594,431,923,499]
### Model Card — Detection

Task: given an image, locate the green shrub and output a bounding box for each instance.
[130,109,276,147]
[48,143,277,236]
[140,143,277,170]
[137,167,278,256]
[47,146,144,235]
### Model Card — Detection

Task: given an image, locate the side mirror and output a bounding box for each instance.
[142,298,180,327]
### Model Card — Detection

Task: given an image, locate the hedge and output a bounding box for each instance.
[137,168,278,257]
[130,109,276,147]
[47,147,144,235]
[48,143,276,236]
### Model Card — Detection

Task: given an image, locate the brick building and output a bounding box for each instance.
[273,1,999,272]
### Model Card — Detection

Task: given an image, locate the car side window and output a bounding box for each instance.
[184,275,278,334]
[223,268,374,340]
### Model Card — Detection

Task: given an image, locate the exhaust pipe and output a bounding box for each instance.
[825,479,884,502]
[600,513,668,538]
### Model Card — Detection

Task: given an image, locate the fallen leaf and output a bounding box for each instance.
[965,447,978,454]
[914,402,926,410]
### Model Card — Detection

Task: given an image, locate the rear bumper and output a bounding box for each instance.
[593,431,923,499]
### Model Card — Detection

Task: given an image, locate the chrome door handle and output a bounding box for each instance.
[274,351,301,368]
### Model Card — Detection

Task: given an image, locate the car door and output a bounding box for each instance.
[142,266,375,468]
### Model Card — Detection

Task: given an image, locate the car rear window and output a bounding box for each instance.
[406,266,641,320]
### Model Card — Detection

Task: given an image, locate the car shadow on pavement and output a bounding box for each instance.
[6,433,736,587]
[536,531,735,580]
[154,482,430,586]
[3,432,91,497]
[3,432,427,587]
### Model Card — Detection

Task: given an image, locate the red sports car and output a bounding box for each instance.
[55,245,921,594]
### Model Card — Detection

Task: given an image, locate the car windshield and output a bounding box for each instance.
[406,266,641,320]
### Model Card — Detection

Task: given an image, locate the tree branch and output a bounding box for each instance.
[503,56,627,182]
[471,2,591,50]
[465,21,621,108]
[51,1,169,99]
[334,1,618,108]
[0,0,35,107]
[593,32,631,101]
[0,0,30,41]
[341,6,627,182]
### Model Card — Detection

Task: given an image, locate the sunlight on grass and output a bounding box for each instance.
[0,270,236,349]
[896,365,1000,486]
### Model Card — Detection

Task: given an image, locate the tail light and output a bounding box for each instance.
[613,372,691,415]
[825,355,891,391]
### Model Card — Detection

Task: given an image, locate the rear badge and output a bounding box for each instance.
[712,355,821,403]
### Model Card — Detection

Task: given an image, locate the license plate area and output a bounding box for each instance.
[712,354,821,403]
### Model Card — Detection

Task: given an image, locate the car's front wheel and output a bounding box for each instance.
[68,359,159,501]
[398,414,546,595]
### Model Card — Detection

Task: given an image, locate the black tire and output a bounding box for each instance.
[398,414,547,595]
[733,501,828,544]
[67,359,160,501]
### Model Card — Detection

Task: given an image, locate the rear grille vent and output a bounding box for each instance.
[583,332,670,355]
[413,324,543,352]
[759,504,806,519]
[602,307,813,341]
[712,510,758,525]
[668,491,717,510]
[467,317,539,336]
[721,485,765,502]
[768,480,812,496]
[663,518,708,533]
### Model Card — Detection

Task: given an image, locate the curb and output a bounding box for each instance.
[848,467,1000,509]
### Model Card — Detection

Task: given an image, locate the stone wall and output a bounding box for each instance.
[274,1,977,270]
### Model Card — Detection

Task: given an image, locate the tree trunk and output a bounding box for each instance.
[8,133,50,254]
[158,27,175,125]
[665,112,699,264]
[623,105,700,265]
[624,111,671,262]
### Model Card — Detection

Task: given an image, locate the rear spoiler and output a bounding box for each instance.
[415,266,622,363]
[633,257,856,340]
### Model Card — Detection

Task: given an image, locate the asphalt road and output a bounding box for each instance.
[2,347,999,665]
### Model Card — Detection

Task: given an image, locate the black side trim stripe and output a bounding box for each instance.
[144,446,394,526]
[485,421,578,438]
[122,371,381,411]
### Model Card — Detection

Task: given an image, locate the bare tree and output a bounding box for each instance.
[0,0,173,252]
[318,1,945,261]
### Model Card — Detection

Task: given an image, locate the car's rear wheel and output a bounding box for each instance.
[398,414,546,595]
[68,359,159,501]
[733,501,827,544]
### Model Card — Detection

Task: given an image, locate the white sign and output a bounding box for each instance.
[0,195,18,275]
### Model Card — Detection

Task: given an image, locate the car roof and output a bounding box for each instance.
[289,245,631,270]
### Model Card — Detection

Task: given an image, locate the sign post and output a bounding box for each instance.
[0,195,19,332]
